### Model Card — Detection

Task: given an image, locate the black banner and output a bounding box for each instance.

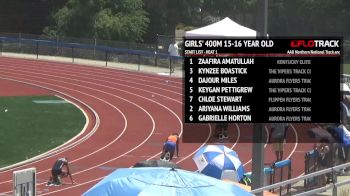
[184,38,341,123]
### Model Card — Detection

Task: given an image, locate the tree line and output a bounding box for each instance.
[0,0,349,43]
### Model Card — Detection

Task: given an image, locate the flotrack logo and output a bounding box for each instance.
[290,40,339,48]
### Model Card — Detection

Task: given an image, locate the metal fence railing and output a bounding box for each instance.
[304,150,320,189]
[304,142,344,191]
[0,32,157,52]
[270,159,292,195]
[252,162,350,195]
[0,33,184,77]
[244,159,291,195]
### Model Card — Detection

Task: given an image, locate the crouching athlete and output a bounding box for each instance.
[160,133,179,161]
[48,157,73,186]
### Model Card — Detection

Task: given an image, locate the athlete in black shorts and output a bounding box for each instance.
[49,157,71,186]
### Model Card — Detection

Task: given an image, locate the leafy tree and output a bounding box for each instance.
[142,0,257,43]
[0,0,67,34]
[268,0,348,37]
[142,0,203,43]
[1,0,346,43]
[44,0,149,42]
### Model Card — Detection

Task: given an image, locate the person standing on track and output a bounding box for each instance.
[161,133,179,161]
[48,157,72,186]
[269,123,290,161]
[168,40,179,73]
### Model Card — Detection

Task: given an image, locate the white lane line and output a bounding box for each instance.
[0,75,132,193]
[0,78,135,186]
[286,124,299,160]
[0,69,183,194]
[3,61,184,96]
[0,93,90,171]
[0,63,183,103]
[227,123,241,150]
[0,72,153,184]
[0,61,213,194]
[62,123,235,194]
[0,58,183,89]
[0,78,100,174]
[0,65,185,165]
[0,56,184,85]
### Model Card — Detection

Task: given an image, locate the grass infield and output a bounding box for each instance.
[0,95,85,167]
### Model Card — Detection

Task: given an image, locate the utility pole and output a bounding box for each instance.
[251,0,268,195]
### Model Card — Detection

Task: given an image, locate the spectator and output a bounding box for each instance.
[269,123,289,161]
[327,123,350,175]
[314,139,331,185]
[168,40,179,73]
[340,100,350,126]
[168,40,179,57]
[340,88,350,127]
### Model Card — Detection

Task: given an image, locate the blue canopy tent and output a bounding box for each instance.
[83,167,253,196]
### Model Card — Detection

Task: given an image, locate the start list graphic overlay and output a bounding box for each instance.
[184,38,341,124]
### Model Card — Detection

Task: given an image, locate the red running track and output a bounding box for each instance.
[0,57,315,195]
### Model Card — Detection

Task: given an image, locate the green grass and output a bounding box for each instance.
[0,95,85,167]
[343,63,350,74]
